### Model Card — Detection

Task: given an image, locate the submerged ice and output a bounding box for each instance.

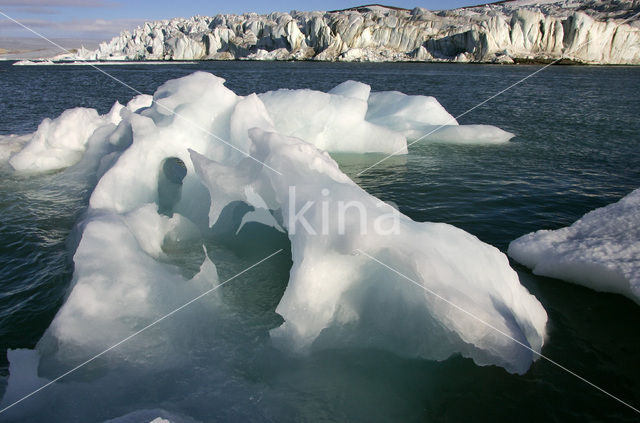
[509,189,640,304]
[2,71,544,420]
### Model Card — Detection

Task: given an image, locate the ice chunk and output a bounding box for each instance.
[259,87,407,154]
[46,208,217,355]
[8,103,124,173]
[328,80,371,102]
[367,90,458,128]
[192,126,547,374]
[366,91,514,143]
[509,189,640,304]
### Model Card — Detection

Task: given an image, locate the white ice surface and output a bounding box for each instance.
[49,212,217,352]
[9,103,123,173]
[258,87,407,154]
[366,91,515,143]
[13,72,542,370]
[0,134,31,163]
[509,189,640,304]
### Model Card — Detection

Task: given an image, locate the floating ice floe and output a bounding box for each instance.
[6,76,513,174]
[509,189,640,304]
[2,71,545,408]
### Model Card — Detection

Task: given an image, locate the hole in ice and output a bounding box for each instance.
[162,157,187,183]
[157,157,187,216]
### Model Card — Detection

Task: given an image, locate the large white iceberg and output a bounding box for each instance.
[509,189,640,304]
[1,71,547,420]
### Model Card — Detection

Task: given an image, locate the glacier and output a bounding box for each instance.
[48,0,640,65]
[509,188,640,304]
[1,71,548,420]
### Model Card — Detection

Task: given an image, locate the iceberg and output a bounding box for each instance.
[1,71,548,420]
[509,189,640,304]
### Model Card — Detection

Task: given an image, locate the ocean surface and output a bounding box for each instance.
[0,60,639,422]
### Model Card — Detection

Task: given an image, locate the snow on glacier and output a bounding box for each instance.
[509,189,640,304]
[1,71,548,418]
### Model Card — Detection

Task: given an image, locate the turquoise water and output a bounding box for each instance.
[0,61,638,421]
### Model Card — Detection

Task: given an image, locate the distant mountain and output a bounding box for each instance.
[54,1,640,64]
[0,38,100,61]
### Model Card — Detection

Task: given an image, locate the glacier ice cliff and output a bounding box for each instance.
[57,0,640,64]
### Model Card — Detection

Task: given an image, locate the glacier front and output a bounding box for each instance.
[49,0,640,65]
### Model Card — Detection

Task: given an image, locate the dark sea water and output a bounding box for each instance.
[0,60,639,422]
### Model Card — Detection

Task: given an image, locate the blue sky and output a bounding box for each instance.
[0,1,482,41]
